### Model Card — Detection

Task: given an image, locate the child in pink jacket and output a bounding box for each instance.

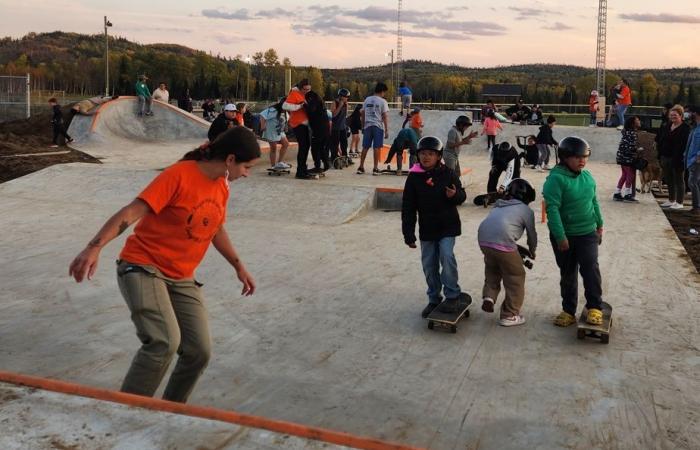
[482,110,503,151]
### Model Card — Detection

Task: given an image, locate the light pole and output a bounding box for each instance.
[385,49,394,95]
[244,55,251,102]
[104,16,113,97]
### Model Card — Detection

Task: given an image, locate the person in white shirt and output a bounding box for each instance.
[152,83,170,103]
[357,82,389,176]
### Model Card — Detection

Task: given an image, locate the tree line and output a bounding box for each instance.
[1,32,698,107]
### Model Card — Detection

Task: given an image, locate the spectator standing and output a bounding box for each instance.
[152,83,170,103]
[348,104,362,156]
[399,81,413,116]
[588,90,599,127]
[658,105,691,210]
[305,89,330,173]
[615,79,632,130]
[685,105,700,213]
[135,74,153,117]
[357,82,390,176]
[329,88,352,165]
[207,103,238,142]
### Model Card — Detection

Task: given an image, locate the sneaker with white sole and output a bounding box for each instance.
[499,315,526,327]
[273,162,287,170]
[670,202,684,210]
[660,201,674,208]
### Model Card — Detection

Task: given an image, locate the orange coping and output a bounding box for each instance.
[0,371,423,450]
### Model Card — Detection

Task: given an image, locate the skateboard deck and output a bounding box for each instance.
[577,302,613,344]
[426,293,473,333]
[517,244,534,270]
[267,168,291,176]
[380,169,408,176]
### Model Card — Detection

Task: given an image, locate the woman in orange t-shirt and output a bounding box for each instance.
[69,127,260,403]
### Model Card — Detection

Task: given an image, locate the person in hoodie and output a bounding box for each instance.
[613,116,642,202]
[487,142,521,195]
[542,136,605,328]
[305,89,331,173]
[402,136,467,318]
[535,115,558,171]
[516,135,539,168]
[284,79,315,179]
[477,178,537,326]
[135,74,153,117]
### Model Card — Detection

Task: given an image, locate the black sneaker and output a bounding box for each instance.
[356,167,365,174]
[295,173,318,180]
[372,168,381,176]
[421,303,439,318]
[613,193,624,201]
[437,297,459,313]
[623,195,639,203]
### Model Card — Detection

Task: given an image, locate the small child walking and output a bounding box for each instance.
[535,115,558,171]
[402,136,467,318]
[613,116,641,202]
[48,98,73,148]
[477,178,537,326]
[588,90,600,127]
[542,137,606,327]
[481,110,502,151]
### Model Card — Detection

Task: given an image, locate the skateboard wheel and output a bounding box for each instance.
[428,321,434,330]
[450,325,457,333]
[601,334,609,344]
[577,328,586,340]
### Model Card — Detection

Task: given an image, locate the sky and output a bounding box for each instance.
[1,0,698,69]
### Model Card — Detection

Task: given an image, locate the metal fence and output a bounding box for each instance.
[0,74,30,123]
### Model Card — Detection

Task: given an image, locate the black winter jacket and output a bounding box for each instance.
[536,124,557,145]
[657,122,690,168]
[402,164,467,243]
[208,113,236,141]
[616,130,638,166]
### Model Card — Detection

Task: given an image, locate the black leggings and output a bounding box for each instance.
[661,157,685,203]
[329,129,348,160]
[487,159,521,193]
[52,122,72,145]
[311,133,329,170]
[294,125,311,176]
[487,135,496,150]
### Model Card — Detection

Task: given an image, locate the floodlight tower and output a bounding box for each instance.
[396,0,403,92]
[595,0,607,96]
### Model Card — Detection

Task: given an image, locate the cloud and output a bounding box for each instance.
[402,30,473,41]
[255,8,294,19]
[429,20,507,36]
[543,22,574,31]
[347,6,451,24]
[619,13,700,24]
[121,26,193,34]
[510,7,551,19]
[213,33,255,44]
[297,17,381,36]
[201,8,254,20]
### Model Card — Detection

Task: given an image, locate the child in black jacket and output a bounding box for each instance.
[402,136,467,317]
[48,98,73,147]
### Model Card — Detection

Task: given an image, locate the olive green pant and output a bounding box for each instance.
[116,261,211,403]
[480,246,526,318]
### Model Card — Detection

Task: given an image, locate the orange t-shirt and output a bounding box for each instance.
[619,85,631,105]
[285,88,308,128]
[120,160,229,279]
[588,96,599,113]
[234,112,244,126]
[410,112,423,129]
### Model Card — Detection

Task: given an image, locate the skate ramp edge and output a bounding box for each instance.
[374,167,473,211]
[0,371,422,450]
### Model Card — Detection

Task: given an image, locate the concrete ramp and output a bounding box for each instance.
[67,96,209,168]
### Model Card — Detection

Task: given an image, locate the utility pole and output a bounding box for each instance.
[104,16,113,97]
[396,0,403,94]
[595,0,607,121]
[386,49,394,95]
[244,55,251,102]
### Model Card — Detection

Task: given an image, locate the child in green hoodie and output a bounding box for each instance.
[542,136,605,327]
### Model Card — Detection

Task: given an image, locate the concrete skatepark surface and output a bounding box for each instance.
[1,103,699,449]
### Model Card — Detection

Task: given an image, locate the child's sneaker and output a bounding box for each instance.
[356,167,365,174]
[481,297,495,313]
[670,202,684,210]
[421,302,439,318]
[660,201,673,208]
[553,311,576,327]
[499,315,526,327]
[613,193,623,201]
[372,168,381,176]
[623,195,639,203]
[586,308,603,325]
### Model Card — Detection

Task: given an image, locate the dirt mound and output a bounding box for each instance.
[0,105,99,183]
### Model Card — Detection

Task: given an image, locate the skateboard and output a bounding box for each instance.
[380,169,408,176]
[473,192,501,208]
[267,168,291,176]
[332,156,352,169]
[517,244,534,270]
[426,292,473,333]
[576,302,613,344]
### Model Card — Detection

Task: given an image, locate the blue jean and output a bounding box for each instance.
[616,104,628,127]
[362,125,384,149]
[589,111,597,125]
[138,95,152,115]
[420,237,461,303]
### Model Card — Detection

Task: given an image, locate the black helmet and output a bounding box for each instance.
[417,136,443,154]
[506,178,536,204]
[456,115,471,127]
[337,88,350,97]
[558,136,591,160]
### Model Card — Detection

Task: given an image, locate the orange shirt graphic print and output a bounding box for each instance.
[186,198,225,243]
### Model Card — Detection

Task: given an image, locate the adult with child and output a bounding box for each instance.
[477,178,537,326]
[444,115,477,175]
[613,116,642,203]
[348,104,363,157]
[399,81,413,116]
[259,98,290,171]
[152,82,169,103]
[542,136,606,327]
[357,82,390,176]
[329,88,352,167]
[535,115,558,172]
[208,103,238,142]
[48,97,73,148]
[657,104,690,210]
[615,79,632,130]
[481,110,502,151]
[401,136,467,318]
[686,105,700,213]
[135,74,153,117]
[68,127,260,403]
[284,79,316,180]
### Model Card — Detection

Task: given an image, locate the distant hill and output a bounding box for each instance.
[1,32,698,106]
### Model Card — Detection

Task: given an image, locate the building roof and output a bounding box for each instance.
[481,84,522,97]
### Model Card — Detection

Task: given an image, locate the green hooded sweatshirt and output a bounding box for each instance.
[542,164,603,243]
[135,81,151,98]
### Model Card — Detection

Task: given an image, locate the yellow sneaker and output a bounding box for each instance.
[554,311,576,327]
[586,308,603,326]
